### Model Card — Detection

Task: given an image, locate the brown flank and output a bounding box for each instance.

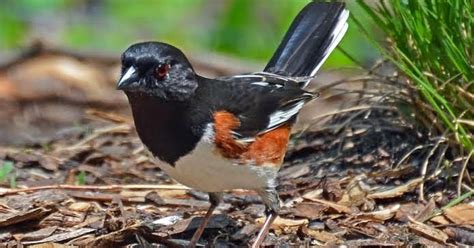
[213,111,291,166]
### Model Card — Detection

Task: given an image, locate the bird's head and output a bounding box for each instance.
[117,42,198,101]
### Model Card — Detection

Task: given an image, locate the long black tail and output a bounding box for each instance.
[264,2,348,87]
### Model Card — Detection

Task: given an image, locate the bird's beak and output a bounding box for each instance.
[117,67,138,90]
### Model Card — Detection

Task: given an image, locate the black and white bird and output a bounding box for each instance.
[117,2,348,247]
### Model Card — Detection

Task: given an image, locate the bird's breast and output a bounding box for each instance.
[153,130,279,192]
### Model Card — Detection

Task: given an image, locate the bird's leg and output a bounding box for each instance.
[189,192,223,247]
[252,188,280,248]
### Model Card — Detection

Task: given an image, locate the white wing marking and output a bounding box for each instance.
[251,82,270,87]
[267,100,305,130]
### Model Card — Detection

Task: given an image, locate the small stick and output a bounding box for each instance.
[419,136,446,202]
[457,151,473,197]
[0,184,189,196]
[54,124,131,152]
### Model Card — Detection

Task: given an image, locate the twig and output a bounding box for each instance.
[0,184,189,196]
[85,109,132,124]
[394,145,427,168]
[54,124,131,152]
[299,105,397,135]
[457,151,473,197]
[315,75,407,92]
[310,105,396,121]
[419,136,446,202]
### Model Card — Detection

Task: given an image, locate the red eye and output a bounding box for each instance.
[154,64,169,80]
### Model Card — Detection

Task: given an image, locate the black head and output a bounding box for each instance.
[117,42,198,101]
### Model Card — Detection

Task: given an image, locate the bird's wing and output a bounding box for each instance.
[202,74,315,143]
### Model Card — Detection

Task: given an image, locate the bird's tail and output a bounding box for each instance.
[264,2,349,88]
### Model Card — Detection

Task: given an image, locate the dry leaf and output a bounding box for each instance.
[444,203,474,225]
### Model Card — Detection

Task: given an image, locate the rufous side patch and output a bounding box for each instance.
[213,111,247,159]
[242,125,290,167]
[213,111,291,167]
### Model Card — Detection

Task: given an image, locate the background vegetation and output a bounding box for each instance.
[0,0,377,68]
[357,0,473,152]
[0,1,472,246]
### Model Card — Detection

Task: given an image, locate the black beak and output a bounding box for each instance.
[117,67,139,90]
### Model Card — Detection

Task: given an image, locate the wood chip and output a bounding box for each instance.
[0,207,51,227]
[430,215,450,225]
[13,226,57,241]
[302,227,338,243]
[27,243,71,248]
[292,202,327,219]
[344,239,398,247]
[22,228,95,244]
[337,178,368,207]
[355,204,400,221]
[309,199,352,214]
[159,214,231,235]
[414,198,436,222]
[256,216,308,228]
[152,215,183,226]
[368,178,422,199]
[301,189,323,201]
[67,192,144,203]
[38,155,60,171]
[68,202,91,212]
[444,227,474,245]
[408,217,448,244]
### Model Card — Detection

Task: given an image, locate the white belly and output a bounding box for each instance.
[153,140,278,192]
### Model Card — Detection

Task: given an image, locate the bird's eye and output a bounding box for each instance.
[154,64,170,80]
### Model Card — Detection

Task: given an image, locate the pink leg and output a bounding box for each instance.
[252,188,280,247]
[188,193,222,247]
[252,211,277,248]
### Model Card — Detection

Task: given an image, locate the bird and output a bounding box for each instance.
[117,2,348,247]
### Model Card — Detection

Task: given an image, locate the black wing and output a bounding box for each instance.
[196,74,315,141]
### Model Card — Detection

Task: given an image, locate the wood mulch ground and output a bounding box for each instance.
[0,45,472,247]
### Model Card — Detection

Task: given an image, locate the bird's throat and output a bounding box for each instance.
[125,92,201,165]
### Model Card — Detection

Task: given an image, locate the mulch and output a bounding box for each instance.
[0,44,472,247]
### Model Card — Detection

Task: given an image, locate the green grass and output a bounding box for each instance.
[0,161,16,188]
[356,0,473,152]
[75,170,87,185]
[0,161,14,182]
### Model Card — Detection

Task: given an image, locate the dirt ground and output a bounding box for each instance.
[0,45,473,247]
